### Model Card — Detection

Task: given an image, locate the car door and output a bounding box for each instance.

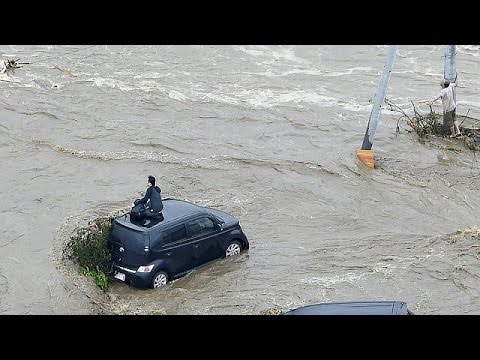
[150,223,195,277]
[186,216,223,267]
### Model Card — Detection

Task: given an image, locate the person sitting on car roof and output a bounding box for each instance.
[131,175,163,220]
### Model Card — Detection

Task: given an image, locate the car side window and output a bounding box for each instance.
[150,227,163,250]
[163,224,187,244]
[199,217,215,232]
[187,217,215,237]
[186,221,202,237]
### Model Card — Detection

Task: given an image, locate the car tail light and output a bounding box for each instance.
[137,265,155,273]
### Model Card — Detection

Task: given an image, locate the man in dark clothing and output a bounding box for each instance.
[131,175,163,220]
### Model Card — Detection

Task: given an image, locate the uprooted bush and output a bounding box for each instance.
[63,217,114,291]
[385,98,480,151]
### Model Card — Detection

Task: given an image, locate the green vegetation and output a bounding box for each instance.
[63,218,114,291]
[79,266,110,291]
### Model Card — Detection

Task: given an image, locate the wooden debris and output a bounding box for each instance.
[385,98,480,151]
[0,58,28,74]
[53,64,76,77]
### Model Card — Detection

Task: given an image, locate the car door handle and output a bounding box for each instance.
[193,244,199,249]
[165,252,172,257]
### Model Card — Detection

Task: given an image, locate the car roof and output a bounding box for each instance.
[114,198,206,231]
[284,301,412,315]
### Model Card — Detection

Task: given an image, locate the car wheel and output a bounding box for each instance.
[225,240,241,257]
[152,271,168,288]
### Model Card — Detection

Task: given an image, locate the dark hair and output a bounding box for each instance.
[443,80,450,87]
[148,175,155,186]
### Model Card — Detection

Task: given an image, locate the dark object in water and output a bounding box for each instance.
[284,301,414,315]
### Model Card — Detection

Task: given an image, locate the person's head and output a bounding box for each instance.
[147,175,155,187]
[441,79,450,88]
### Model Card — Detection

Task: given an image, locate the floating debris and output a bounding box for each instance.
[385,98,480,151]
[0,58,29,74]
[53,64,76,77]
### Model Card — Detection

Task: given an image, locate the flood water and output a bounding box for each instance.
[1,45,480,315]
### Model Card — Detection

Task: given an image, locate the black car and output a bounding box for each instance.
[284,301,413,315]
[107,199,249,289]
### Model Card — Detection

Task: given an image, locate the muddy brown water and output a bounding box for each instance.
[1,45,480,315]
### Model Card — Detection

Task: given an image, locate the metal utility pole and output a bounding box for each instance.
[357,45,399,169]
[444,45,456,102]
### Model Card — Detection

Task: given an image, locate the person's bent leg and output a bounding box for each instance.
[131,203,146,220]
[454,121,461,136]
[442,114,450,136]
[452,109,461,136]
[445,110,455,137]
[144,210,163,221]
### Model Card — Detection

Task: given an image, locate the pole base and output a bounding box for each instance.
[356,149,374,169]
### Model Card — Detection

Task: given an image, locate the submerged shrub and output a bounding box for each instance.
[63,218,114,291]
[80,266,110,292]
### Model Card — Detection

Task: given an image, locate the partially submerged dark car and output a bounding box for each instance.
[108,199,249,289]
[284,301,413,315]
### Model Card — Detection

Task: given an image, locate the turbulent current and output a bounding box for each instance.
[1,45,480,315]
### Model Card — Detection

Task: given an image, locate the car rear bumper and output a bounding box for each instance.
[112,265,153,288]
